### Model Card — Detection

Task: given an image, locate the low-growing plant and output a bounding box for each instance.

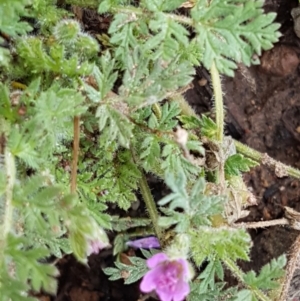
[1,0,299,301]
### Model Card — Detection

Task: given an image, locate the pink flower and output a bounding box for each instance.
[126,236,160,249]
[140,253,190,301]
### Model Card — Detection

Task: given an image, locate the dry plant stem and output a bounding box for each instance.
[235,140,300,180]
[234,218,289,229]
[224,257,272,301]
[71,116,80,194]
[278,235,300,301]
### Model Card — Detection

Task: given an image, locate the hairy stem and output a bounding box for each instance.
[0,149,16,262]
[278,235,300,301]
[65,0,100,9]
[130,149,162,241]
[235,140,300,179]
[224,257,272,301]
[210,61,224,142]
[210,60,226,191]
[71,116,80,194]
[234,218,289,229]
[139,172,163,241]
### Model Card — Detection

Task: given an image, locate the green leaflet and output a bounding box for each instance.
[0,0,32,37]
[189,282,237,301]
[118,48,194,107]
[96,104,134,148]
[143,12,189,60]
[91,149,141,210]
[103,256,148,284]
[84,53,118,103]
[0,272,36,301]
[225,154,258,176]
[158,173,224,233]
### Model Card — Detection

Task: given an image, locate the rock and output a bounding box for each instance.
[292,6,300,38]
[260,45,299,77]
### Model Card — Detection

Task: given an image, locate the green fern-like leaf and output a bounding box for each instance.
[13,176,63,233]
[119,49,194,107]
[24,231,72,258]
[198,259,224,291]
[6,235,59,294]
[96,104,134,148]
[161,143,200,177]
[94,150,141,210]
[189,281,237,301]
[0,0,32,38]
[16,37,93,76]
[190,227,250,266]
[143,12,189,60]
[192,0,281,76]
[108,13,144,62]
[148,102,181,131]
[103,256,148,284]
[158,174,224,232]
[140,135,161,171]
[83,53,118,102]
[0,271,36,301]
[225,154,258,176]
[243,255,286,290]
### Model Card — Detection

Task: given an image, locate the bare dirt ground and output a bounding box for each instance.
[38,0,300,300]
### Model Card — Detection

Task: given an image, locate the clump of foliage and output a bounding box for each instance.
[1,0,297,301]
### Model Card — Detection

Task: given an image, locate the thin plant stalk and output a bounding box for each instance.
[210,61,224,142]
[210,60,226,191]
[278,235,300,301]
[139,172,163,241]
[235,140,300,180]
[0,149,16,263]
[130,148,162,241]
[234,218,289,229]
[71,116,80,194]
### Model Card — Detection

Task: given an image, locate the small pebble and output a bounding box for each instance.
[198,78,207,86]
[260,45,299,77]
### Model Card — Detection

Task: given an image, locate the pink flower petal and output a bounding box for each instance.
[140,268,163,292]
[177,258,190,279]
[140,253,190,301]
[156,290,173,301]
[147,253,168,269]
[173,281,190,301]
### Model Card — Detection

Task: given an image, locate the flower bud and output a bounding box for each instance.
[86,226,110,256]
[126,236,160,249]
[53,19,81,44]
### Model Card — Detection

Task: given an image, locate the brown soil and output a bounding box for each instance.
[40,0,300,300]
